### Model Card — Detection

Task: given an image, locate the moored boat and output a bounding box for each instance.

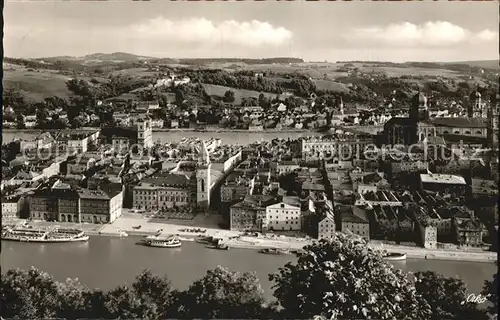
[383,252,407,261]
[1,226,89,243]
[144,235,182,248]
[259,248,289,255]
[206,243,230,250]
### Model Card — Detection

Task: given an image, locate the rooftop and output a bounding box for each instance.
[139,173,191,188]
[471,179,498,196]
[430,117,487,129]
[78,188,110,200]
[420,174,466,185]
[339,205,369,224]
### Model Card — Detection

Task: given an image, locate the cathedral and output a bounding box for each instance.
[384,92,435,145]
[468,90,488,118]
[384,89,496,148]
[487,93,499,149]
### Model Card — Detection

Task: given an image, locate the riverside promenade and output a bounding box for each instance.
[4,214,496,263]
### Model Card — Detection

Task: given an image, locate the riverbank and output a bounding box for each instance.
[4,216,496,263]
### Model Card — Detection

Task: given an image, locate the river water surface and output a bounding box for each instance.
[1,237,495,300]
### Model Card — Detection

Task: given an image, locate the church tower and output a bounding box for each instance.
[410,92,428,122]
[408,92,428,144]
[488,93,499,149]
[136,118,153,149]
[196,141,211,211]
[468,90,487,118]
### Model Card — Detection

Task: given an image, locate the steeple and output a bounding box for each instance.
[469,88,486,118]
[410,91,428,122]
[198,140,210,167]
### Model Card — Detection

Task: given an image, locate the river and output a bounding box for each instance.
[1,237,495,300]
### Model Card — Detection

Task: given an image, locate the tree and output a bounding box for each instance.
[269,235,432,320]
[223,90,236,103]
[44,96,69,111]
[15,114,26,129]
[2,87,28,112]
[34,103,50,128]
[55,278,100,319]
[0,268,62,319]
[482,261,498,318]
[170,266,267,319]
[415,271,487,320]
[131,269,173,318]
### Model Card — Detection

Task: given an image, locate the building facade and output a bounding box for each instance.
[488,93,499,148]
[340,207,370,240]
[318,213,336,240]
[420,225,437,249]
[263,202,301,231]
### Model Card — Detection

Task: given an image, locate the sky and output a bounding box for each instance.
[4,1,499,62]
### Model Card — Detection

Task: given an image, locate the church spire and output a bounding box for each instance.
[198,140,210,166]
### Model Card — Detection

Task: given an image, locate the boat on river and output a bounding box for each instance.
[259,248,289,255]
[1,226,89,243]
[143,235,182,248]
[383,252,407,261]
[206,243,230,250]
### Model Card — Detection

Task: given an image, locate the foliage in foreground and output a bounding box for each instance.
[0,234,496,320]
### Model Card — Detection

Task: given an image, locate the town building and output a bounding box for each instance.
[270,160,300,176]
[77,183,123,224]
[53,129,101,154]
[431,118,487,137]
[420,173,467,198]
[338,205,370,240]
[20,132,54,151]
[1,194,22,218]
[229,195,276,231]
[67,156,97,175]
[29,182,123,224]
[317,211,336,240]
[354,190,402,207]
[487,93,499,148]
[301,135,372,161]
[220,172,254,205]
[263,200,302,231]
[100,117,153,152]
[132,173,194,211]
[419,225,437,249]
[453,218,483,247]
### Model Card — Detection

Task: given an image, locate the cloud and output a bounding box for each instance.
[130,18,292,47]
[474,29,499,42]
[346,21,498,47]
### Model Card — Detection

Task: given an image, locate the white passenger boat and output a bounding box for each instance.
[1,226,89,243]
[382,252,407,261]
[144,235,182,248]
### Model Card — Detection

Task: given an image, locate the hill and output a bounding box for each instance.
[33,54,303,65]
[449,60,499,70]
[82,52,156,62]
[3,67,73,102]
[36,52,158,65]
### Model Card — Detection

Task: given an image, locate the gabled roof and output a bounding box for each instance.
[339,205,369,224]
[431,117,487,128]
